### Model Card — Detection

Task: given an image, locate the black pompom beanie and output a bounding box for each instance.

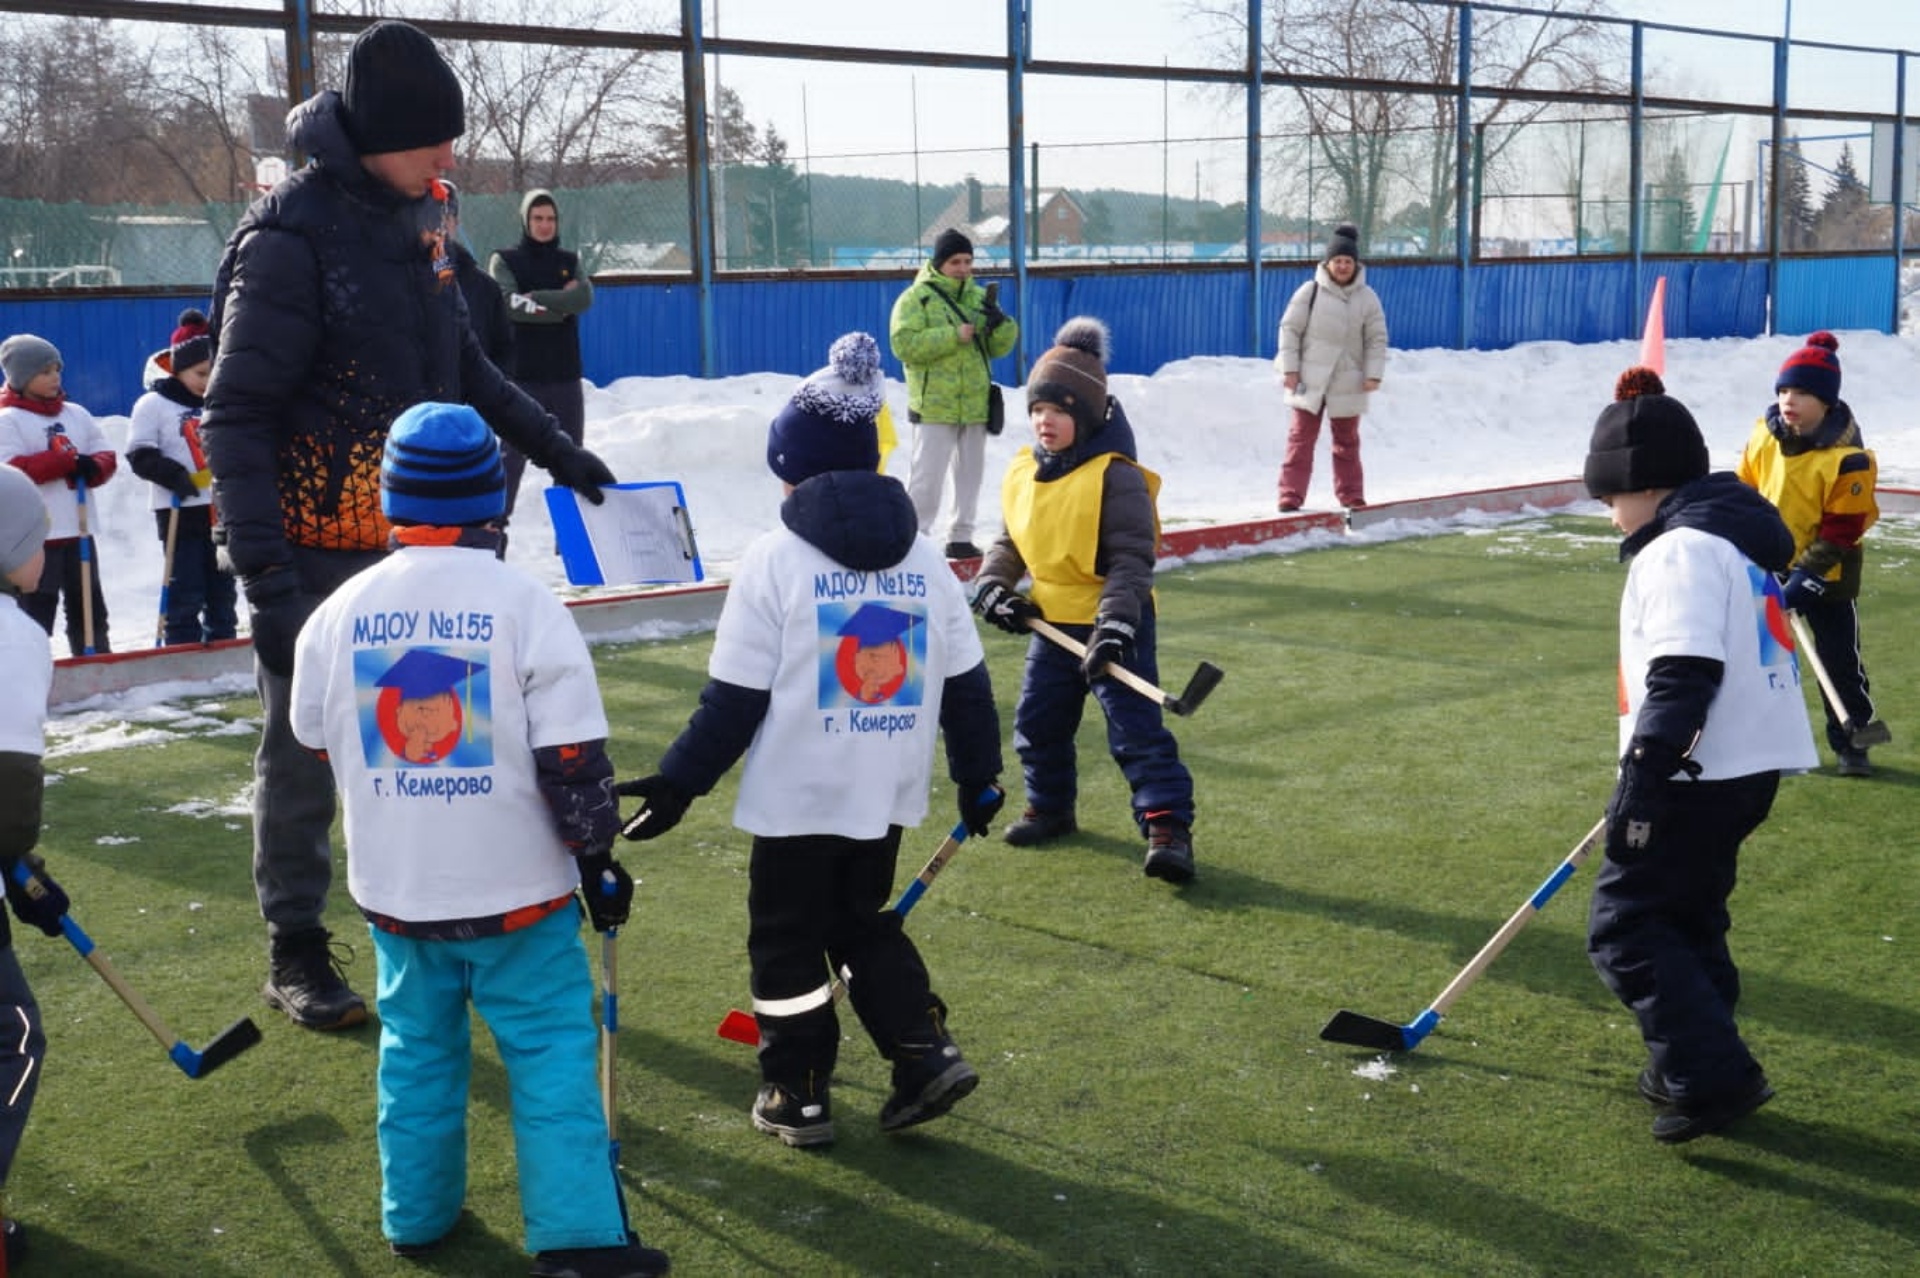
[1583,366,1709,498]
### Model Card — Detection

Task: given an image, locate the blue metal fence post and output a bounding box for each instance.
[1008,0,1030,380]
[1767,28,1789,336]
[1629,23,1645,335]
[683,0,717,376]
[1893,55,1908,335]
[1247,0,1264,358]
[1454,4,1473,349]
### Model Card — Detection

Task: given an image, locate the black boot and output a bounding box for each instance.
[263,928,368,1030]
[1003,807,1076,847]
[1143,816,1196,884]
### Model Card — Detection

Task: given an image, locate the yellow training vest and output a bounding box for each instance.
[1002,451,1161,624]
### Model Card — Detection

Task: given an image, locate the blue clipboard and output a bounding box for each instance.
[544,481,704,587]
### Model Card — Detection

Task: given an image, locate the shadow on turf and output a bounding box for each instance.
[1262,1143,1653,1273]
[1684,1114,1920,1238]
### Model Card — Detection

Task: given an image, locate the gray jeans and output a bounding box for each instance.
[251,547,381,939]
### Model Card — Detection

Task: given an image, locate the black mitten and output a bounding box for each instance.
[1604,738,1702,864]
[546,443,616,506]
[6,853,70,937]
[956,782,1005,838]
[577,852,634,932]
[614,774,691,840]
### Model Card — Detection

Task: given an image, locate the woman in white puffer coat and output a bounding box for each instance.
[1274,222,1388,511]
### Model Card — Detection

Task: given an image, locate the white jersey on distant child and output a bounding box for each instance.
[710,528,984,840]
[291,544,609,923]
[0,400,108,539]
[1617,526,1818,777]
[126,356,213,510]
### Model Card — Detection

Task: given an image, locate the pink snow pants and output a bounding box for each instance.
[1278,407,1365,509]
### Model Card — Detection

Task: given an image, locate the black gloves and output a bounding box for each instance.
[71,454,103,486]
[956,783,1005,838]
[1604,738,1703,864]
[7,853,70,937]
[972,580,1040,635]
[577,852,634,932]
[1081,616,1137,680]
[615,774,691,840]
[245,571,318,680]
[1781,568,1826,613]
[981,284,1008,334]
[546,443,616,506]
[165,465,202,503]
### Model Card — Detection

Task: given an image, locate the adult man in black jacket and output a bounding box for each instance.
[202,19,616,1033]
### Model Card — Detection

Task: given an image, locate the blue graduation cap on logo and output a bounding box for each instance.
[375,648,487,698]
[836,602,915,648]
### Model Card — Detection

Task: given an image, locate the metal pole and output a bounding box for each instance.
[1768,24,1789,334]
[1008,0,1029,378]
[1891,55,1907,334]
[1454,3,1473,349]
[682,0,716,375]
[1629,22,1645,333]
[1247,0,1264,358]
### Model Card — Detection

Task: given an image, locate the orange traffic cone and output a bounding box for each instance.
[1638,276,1667,376]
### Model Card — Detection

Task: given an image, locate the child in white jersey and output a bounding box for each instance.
[616,332,1005,1148]
[1582,367,1817,1145]
[290,402,667,1278]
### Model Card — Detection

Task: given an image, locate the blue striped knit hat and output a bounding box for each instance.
[767,331,884,484]
[381,402,506,526]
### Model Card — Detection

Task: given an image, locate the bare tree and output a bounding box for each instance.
[1192,0,1623,254]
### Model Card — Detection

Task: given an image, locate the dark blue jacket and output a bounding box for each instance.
[201,90,568,580]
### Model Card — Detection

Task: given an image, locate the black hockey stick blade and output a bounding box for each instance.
[1168,662,1225,716]
[1849,719,1892,749]
[188,1017,264,1078]
[1319,1008,1413,1052]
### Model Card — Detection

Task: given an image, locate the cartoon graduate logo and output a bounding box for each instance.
[1747,563,1798,670]
[820,601,926,708]
[355,646,494,767]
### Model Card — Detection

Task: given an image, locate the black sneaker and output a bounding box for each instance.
[751,1083,834,1147]
[263,928,368,1030]
[1636,1066,1672,1106]
[944,541,983,561]
[1003,807,1077,847]
[1836,749,1874,778]
[5,1217,26,1269]
[529,1240,672,1278]
[880,1044,978,1133]
[1650,1074,1774,1144]
[1143,816,1196,884]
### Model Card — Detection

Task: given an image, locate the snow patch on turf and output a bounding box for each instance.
[1351,1056,1398,1081]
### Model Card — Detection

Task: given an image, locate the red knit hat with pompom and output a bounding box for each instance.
[1775,331,1841,406]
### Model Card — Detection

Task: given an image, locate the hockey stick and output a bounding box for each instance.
[715,790,997,1047]
[1319,817,1607,1053]
[10,862,262,1078]
[1027,617,1224,717]
[1788,610,1891,749]
[155,499,181,648]
[76,476,96,655]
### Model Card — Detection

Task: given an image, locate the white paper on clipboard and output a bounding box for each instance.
[544,482,704,587]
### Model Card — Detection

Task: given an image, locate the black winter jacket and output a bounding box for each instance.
[201,90,570,580]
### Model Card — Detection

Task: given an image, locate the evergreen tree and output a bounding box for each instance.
[1777,143,1818,251]
[1815,142,1874,250]
[1652,148,1696,253]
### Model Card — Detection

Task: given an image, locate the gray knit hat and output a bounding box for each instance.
[0,464,50,581]
[0,334,60,390]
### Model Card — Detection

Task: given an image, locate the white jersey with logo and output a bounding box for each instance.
[1618,526,1819,777]
[126,386,214,510]
[710,528,984,840]
[291,544,608,922]
[0,400,108,539]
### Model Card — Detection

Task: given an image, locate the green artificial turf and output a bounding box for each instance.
[14,514,1919,1276]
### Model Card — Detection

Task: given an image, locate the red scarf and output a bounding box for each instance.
[0,385,66,416]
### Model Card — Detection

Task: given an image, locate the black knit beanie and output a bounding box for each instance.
[1583,367,1709,498]
[932,227,974,269]
[342,21,465,156]
[1325,222,1360,262]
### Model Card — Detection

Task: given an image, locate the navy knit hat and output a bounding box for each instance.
[1583,367,1709,499]
[342,20,465,156]
[932,227,973,269]
[169,308,213,374]
[1775,331,1841,406]
[381,402,506,526]
[767,332,884,485]
[1027,317,1111,438]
